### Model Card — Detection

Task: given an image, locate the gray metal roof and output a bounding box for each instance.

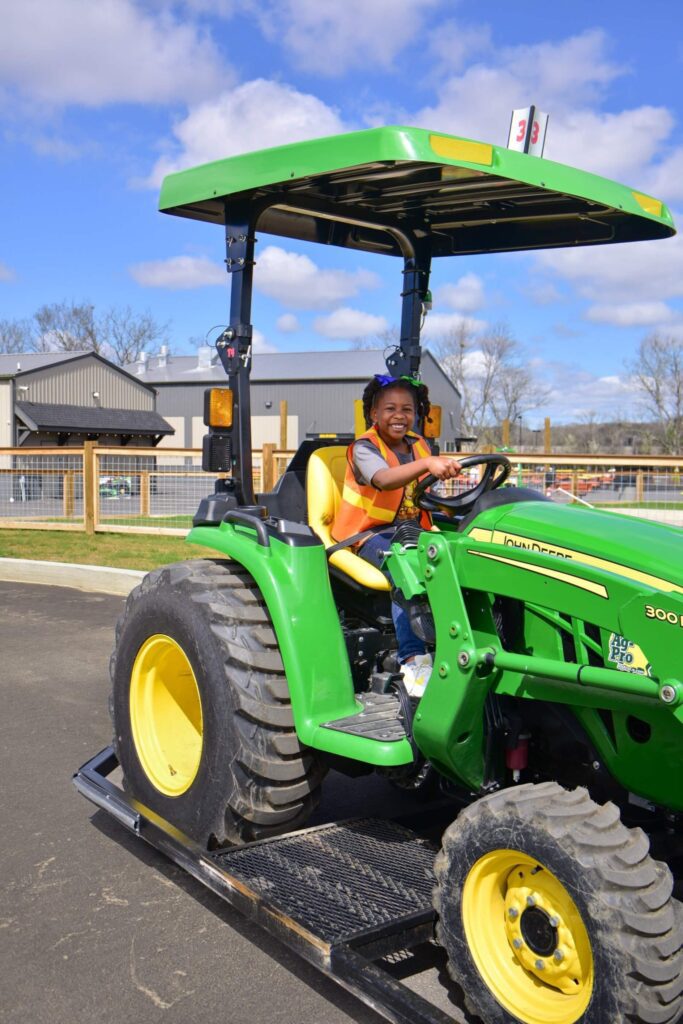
[0,351,158,393]
[0,352,77,377]
[126,348,453,386]
[15,402,173,436]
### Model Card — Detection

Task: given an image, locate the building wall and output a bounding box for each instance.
[18,355,155,410]
[153,360,461,449]
[0,381,11,447]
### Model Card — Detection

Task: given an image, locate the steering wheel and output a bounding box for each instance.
[413,454,511,515]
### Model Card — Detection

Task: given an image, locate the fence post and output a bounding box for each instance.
[63,470,74,519]
[83,441,97,535]
[262,443,276,493]
[544,417,552,454]
[279,400,288,451]
[636,470,645,503]
[140,472,151,517]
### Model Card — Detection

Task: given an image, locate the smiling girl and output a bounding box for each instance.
[332,374,461,696]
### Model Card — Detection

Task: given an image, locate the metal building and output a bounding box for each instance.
[128,347,461,450]
[0,352,173,447]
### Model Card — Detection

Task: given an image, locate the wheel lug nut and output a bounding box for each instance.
[512,938,523,950]
[508,907,519,920]
[549,915,560,927]
[535,959,545,970]
[553,949,564,963]
[526,895,537,907]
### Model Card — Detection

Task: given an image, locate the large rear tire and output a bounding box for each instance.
[110,559,325,847]
[434,782,683,1024]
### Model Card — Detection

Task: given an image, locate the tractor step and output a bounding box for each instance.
[73,747,455,1024]
[321,692,407,742]
[212,818,435,946]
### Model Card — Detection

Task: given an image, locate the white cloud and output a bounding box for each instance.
[252,0,440,76]
[0,0,228,107]
[276,313,300,333]
[414,30,623,147]
[252,329,278,355]
[313,307,388,340]
[410,29,682,206]
[436,273,485,314]
[0,261,16,282]
[643,147,683,205]
[421,312,486,340]
[537,227,683,307]
[546,107,674,183]
[586,302,679,328]
[255,245,380,310]
[427,19,491,74]
[148,79,347,185]
[129,255,224,289]
[525,281,563,306]
[531,361,642,423]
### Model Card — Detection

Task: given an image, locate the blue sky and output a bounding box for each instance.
[1,0,682,426]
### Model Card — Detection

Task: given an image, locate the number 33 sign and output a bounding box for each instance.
[508,106,549,156]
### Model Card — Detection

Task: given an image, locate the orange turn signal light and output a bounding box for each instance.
[204,388,233,428]
[423,405,442,438]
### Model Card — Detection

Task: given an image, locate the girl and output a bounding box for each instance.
[332,374,461,696]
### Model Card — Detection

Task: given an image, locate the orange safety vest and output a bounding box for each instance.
[332,427,433,543]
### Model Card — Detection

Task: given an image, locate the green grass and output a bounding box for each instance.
[100,514,194,527]
[0,528,219,570]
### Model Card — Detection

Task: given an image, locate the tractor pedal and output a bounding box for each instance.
[321,692,407,742]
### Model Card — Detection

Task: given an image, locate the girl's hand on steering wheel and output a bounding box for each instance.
[424,456,462,480]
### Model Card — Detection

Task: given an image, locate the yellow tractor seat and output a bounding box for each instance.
[306,446,390,591]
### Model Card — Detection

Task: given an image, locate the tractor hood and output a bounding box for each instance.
[466,499,683,594]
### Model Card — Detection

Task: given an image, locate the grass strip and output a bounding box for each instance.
[0,528,219,571]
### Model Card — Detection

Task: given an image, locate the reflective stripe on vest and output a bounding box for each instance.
[331,427,433,542]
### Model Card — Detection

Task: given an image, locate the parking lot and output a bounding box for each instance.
[0,580,467,1024]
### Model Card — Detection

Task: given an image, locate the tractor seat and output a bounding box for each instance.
[306,446,390,591]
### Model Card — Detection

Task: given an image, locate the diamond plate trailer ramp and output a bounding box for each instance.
[73,747,458,1024]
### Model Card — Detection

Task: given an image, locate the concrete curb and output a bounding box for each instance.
[0,558,145,596]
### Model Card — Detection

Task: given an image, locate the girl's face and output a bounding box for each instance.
[371,385,416,447]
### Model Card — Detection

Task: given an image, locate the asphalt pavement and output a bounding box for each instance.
[0,581,468,1024]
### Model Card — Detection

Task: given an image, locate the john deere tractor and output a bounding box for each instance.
[105,127,682,1024]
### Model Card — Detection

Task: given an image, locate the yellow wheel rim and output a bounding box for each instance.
[461,849,593,1024]
[129,634,203,797]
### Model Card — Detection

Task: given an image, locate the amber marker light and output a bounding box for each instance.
[204,388,234,428]
[424,405,442,438]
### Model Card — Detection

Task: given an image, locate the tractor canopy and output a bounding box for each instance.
[159,125,675,256]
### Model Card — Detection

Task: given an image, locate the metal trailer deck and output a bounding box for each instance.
[73,747,461,1024]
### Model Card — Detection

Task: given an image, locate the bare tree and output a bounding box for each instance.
[629,333,683,453]
[99,306,168,366]
[434,323,549,443]
[32,302,99,353]
[28,301,169,366]
[0,318,31,354]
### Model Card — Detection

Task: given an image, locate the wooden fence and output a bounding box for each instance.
[1,444,682,536]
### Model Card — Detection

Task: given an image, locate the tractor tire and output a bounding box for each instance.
[110,559,325,847]
[434,782,683,1024]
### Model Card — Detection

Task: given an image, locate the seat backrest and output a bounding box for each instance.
[306,446,390,591]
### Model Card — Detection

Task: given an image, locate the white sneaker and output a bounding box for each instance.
[401,654,433,698]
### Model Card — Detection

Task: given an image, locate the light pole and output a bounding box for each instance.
[516,414,523,450]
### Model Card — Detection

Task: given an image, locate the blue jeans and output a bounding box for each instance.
[359,529,426,663]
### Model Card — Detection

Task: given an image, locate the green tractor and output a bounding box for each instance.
[106,127,682,1024]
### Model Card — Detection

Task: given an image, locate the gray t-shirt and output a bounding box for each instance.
[352,435,417,485]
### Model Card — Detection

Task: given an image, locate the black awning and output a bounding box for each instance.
[15,402,174,436]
